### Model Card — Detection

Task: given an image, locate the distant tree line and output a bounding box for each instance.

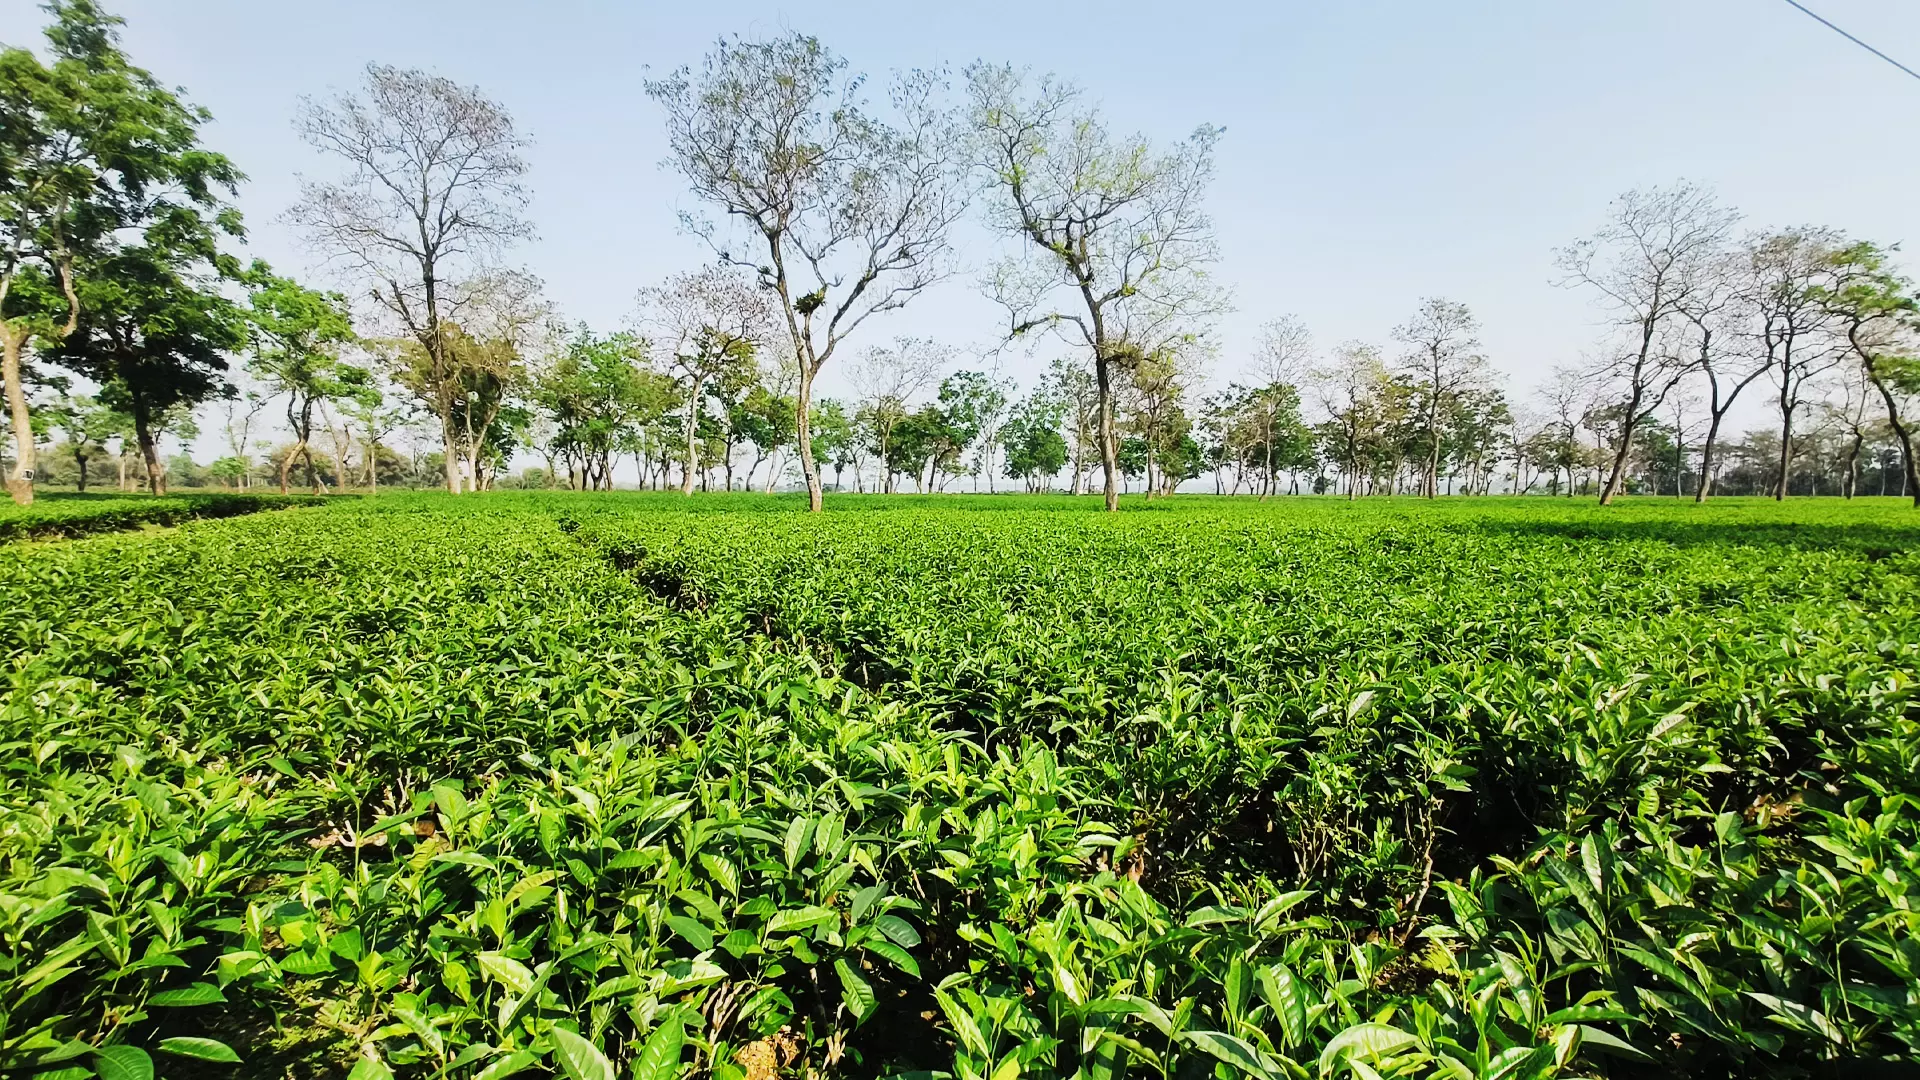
[5,5,1916,505]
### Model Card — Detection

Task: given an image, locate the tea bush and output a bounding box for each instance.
[0,493,328,543]
[0,494,1913,1079]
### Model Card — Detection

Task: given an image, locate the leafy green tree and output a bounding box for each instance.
[1442,386,1513,495]
[46,392,124,490]
[1225,381,1312,498]
[204,454,246,488]
[242,265,364,494]
[532,327,655,490]
[1314,342,1408,499]
[1116,435,1148,489]
[1039,357,1100,495]
[1120,348,1199,498]
[385,273,548,492]
[1000,392,1069,492]
[735,384,797,493]
[850,339,950,494]
[638,267,776,496]
[808,398,856,492]
[52,241,244,495]
[1816,241,1920,505]
[885,408,941,492]
[474,402,531,490]
[1393,298,1489,498]
[937,370,1010,491]
[1,0,240,504]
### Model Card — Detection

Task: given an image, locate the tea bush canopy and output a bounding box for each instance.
[2,491,1918,1078]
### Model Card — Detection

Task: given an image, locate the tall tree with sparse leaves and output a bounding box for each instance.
[647,34,966,511]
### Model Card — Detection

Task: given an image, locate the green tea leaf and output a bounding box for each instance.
[632,1013,686,1080]
[94,1046,154,1080]
[836,957,876,1022]
[149,982,227,1006]
[157,1037,241,1063]
[550,1027,615,1080]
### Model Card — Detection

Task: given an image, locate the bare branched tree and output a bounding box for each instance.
[646,34,967,511]
[637,266,779,495]
[1555,182,1737,504]
[1819,366,1881,499]
[449,269,552,488]
[1747,227,1847,500]
[289,64,532,494]
[1248,315,1315,499]
[1531,365,1600,497]
[1675,247,1766,501]
[967,64,1226,511]
[1392,298,1487,498]
[1252,315,1314,389]
[850,336,952,493]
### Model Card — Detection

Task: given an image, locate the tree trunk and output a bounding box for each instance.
[1774,399,1793,501]
[75,449,89,492]
[1258,435,1273,502]
[1425,400,1441,499]
[1095,355,1118,512]
[305,443,323,495]
[1695,409,1725,503]
[439,410,462,494]
[763,450,780,494]
[1862,356,1920,508]
[2,324,36,506]
[132,400,165,496]
[682,378,703,495]
[1599,406,1639,506]
[796,364,823,512]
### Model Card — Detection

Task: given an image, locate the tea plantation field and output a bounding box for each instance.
[2,493,1915,1080]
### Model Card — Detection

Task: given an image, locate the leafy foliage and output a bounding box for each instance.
[0,492,325,542]
[0,493,1915,1078]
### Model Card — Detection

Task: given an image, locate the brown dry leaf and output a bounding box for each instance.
[735,1028,803,1080]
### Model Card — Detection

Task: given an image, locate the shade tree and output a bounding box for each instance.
[240,265,366,493]
[636,265,778,495]
[1556,182,1738,505]
[967,63,1225,511]
[646,33,967,511]
[291,64,532,494]
[1392,298,1489,498]
[2,0,243,503]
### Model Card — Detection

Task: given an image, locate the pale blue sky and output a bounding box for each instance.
[6,0,1919,427]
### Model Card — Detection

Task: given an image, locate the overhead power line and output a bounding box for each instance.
[1778,0,1920,83]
